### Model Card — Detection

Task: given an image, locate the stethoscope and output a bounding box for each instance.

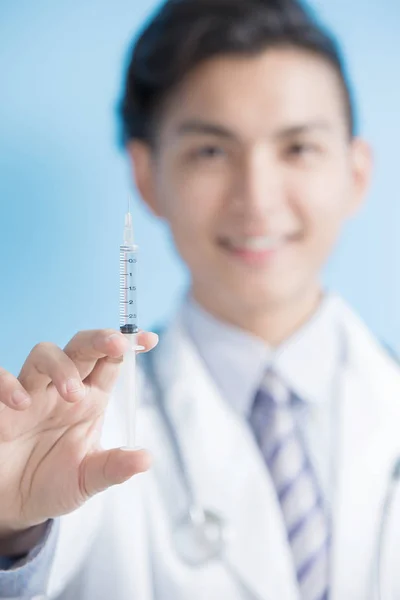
[141,349,231,567]
[140,334,400,600]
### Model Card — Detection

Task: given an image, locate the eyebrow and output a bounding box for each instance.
[276,121,332,139]
[175,119,332,141]
[176,120,236,140]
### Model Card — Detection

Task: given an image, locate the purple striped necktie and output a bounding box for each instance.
[249,369,330,600]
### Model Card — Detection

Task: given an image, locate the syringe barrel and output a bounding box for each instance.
[119,243,139,335]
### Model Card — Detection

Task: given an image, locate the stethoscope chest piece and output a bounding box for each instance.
[173,506,231,567]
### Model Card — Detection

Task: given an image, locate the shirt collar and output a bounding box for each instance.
[180,292,341,416]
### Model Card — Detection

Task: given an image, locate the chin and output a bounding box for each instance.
[224,278,312,312]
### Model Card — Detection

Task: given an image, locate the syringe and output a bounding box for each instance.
[119,200,139,448]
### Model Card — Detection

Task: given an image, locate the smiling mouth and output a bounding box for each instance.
[218,234,301,253]
[215,233,304,268]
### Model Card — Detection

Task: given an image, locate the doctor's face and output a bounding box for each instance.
[130,48,371,326]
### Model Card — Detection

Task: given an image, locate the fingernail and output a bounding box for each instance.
[119,446,144,452]
[106,333,124,343]
[12,390,31,407]
[66,379,85,399]
[136,345,145,352]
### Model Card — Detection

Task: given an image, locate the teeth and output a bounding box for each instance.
[231,236,282,251]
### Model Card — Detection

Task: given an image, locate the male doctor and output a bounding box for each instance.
[1,0,400,599]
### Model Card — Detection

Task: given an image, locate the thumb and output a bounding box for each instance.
[80,448,151,498]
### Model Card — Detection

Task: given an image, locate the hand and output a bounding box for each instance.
[0,329,158,537]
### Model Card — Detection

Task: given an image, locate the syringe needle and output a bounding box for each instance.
[124,201,135,246]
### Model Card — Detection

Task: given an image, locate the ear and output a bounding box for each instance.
[126,141,163,218]
[347,137,373,217]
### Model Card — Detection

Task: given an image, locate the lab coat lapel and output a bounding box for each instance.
[154,315,300,600]
[331,308,400,600]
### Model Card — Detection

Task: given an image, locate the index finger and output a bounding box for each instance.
[64,329,158,380]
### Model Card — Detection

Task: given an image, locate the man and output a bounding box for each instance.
[1,0,399,599]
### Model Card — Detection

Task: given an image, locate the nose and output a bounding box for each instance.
[231,146,284,223]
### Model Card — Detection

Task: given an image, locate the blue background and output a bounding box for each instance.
[0,0,399,374]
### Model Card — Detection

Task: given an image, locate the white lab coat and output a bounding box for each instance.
[42,297,400,600]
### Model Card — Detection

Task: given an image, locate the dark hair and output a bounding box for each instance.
[119,0,356,146]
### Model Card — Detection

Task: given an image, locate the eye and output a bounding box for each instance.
[192,145,226,160]
[286,142,318,158]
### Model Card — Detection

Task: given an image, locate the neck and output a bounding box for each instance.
[191,283,323,347]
